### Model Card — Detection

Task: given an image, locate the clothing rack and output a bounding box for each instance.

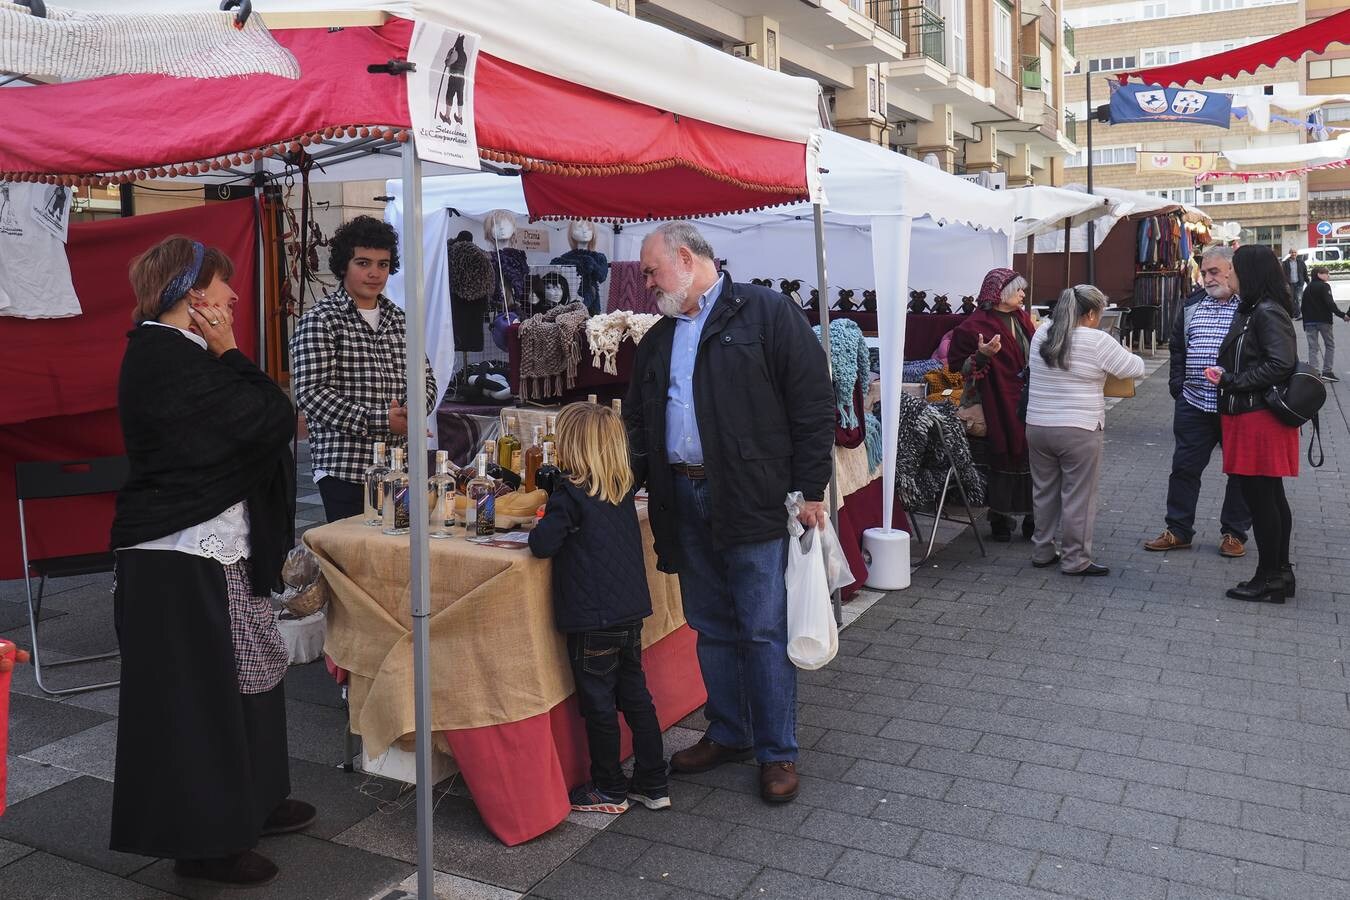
[905,420,987,566]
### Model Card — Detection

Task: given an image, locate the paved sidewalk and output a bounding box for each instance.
[5,350,1350,899]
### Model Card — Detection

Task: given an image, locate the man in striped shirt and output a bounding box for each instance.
[1144,245,1251,556]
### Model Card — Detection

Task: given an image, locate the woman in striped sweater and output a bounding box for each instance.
[1025,286,1146,576]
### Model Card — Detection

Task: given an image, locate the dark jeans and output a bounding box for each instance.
[567,621,666,794]
[1291,281,1305,318]
[1165,398,1251,543]
[1235,475,1292,575]
[317,477,364,524]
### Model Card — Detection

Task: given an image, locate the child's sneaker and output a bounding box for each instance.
[569,783,630,814]
[627,785,672,811]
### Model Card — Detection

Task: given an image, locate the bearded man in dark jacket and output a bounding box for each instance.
[624,222,834,805]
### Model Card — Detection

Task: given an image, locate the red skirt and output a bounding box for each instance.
[1221,408,1300,477]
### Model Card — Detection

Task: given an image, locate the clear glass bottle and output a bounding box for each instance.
[498,416,521,470]
[382,446,411,535]
[587,393,598,405]
[363,441,389,526]
[523,425,545,492]
[541,415,557,448]
[611,398,622,417]
[465,453,496,537]
[429,450,456,539]
[536,440,562,495]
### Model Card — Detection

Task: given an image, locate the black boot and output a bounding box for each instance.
[1281,564,1295,598]
[990,514,1012,543]
[1022,516,1035,540]
[1226,571,1287,604]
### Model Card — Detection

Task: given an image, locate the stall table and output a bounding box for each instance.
[304,508,703,846]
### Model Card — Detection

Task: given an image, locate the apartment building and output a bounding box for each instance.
[1304,0,1350,242]
[1063,0,1306,251]
[617,0,1077,184]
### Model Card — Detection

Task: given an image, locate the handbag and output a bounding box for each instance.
[1104,374,1136,398]
[1264,363,1327,468]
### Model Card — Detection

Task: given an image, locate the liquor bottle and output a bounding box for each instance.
[483,438,498,472]
[465,453,496,536]
[611,398,622,417]
[510,448,523,476]
[486,457,523,489]
[429,450,456,539]
[363,441,389,526]
[523,425,545,492]
[382,446,411,535]
[536,441,562,495]
[498,416,521,470]
[587,393,598,405]
[542,415,557,447]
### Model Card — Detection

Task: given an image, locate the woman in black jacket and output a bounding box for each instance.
[109,237,309,886]
[1204,245,1300,603]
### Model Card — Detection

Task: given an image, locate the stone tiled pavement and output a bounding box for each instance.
[5,341,1350,899]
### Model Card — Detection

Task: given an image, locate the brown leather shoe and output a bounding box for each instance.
[669,736,754,774]
[1219,535,1246,558]
[1143,530,1192,552]
[262,798,317,836]
[173,850,278,887]
[760,761,799,803]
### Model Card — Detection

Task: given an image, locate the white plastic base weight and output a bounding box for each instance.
[862,527,911,591]
[359,743,458,786]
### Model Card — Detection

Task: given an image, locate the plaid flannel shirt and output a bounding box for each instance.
[290,287,437,484]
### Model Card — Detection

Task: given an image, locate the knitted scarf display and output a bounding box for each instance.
[585,310,664,374]
[893,394,984,510]
[518,302,589,400]
[552,249,609,314]
[813,318,870,430]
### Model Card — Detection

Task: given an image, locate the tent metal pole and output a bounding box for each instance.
[812,202,843,627]
[253,161,267,375]
[401,140,435,900]
[1086,71,1097,285]
[1027,232,1036,302]
[1064,218,1072,287]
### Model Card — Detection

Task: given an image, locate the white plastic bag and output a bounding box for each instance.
[785,491,857,593]
[785,527,839,670]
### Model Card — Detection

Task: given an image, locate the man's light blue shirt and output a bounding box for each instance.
[666,275,724,464]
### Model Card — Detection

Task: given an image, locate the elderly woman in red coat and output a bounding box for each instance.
[948,268,1037,542]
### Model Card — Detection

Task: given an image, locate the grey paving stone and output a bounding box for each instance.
[1057,796,1179,843]
[812,730,920,766]
[21,718,117,781]
[827,848,962,900]
[869,794,993,838]
[608,808,737,854]
[983,813,1111,863]
[333,792,593,892]
[284,658,347,708]
[531,861,681,900]
[135,833,412,899]
[908,747,1019,783]
[712,824,842,878]
[1238,802,1350,850]
[1076,749,1190,790]
[907,832,1038,883]
[1184,768,1303,811]
[943,778,1063,821]
[1121,782,1242,827]
[1176,819,1304,870]
[1231,861,1350,900]
[737,868,881,900]
[840,758,953,799]
[4,754,80,806]
[875,718,979,750]
[0,836,35,867]
[7,692,112,755]
[1029,856,1168,900]
[1304,842,1350,880]
[571,830,653,873]
[953,875,1071,900]
[1104,836,1238,894]
[688,787,812,835]
[285,698,354,766]
[629,842,760,899]
[0,850,171,898]
[973,733,1081,768]
[0,776,153,876]
[794,807,919,858]
[1013,763,1125,804]
[286,757,392,840]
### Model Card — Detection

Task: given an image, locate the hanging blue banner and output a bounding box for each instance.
[1109,83,1231,128]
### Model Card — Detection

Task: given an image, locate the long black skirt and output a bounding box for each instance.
[110,550,290,860]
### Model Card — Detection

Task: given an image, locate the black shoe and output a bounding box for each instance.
[174,851,278,887]
[1065,563,1109,576]
[1226,572,1287,604]
[1322,371,1339,383]
[1021,517,1035,540]
[261,799,316,836]
[1032,554,1061,569]
[1280,564,1296,598]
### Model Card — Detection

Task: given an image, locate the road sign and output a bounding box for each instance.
[1317,220,1333,236]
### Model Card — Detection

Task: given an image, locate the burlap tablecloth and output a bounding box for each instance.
[304,508,685,758]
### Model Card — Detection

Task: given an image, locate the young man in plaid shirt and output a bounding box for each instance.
[291,216,438,522]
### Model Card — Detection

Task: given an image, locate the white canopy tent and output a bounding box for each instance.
[1019,184,1211,254]
[615,129,1016,534]
[1010,185,1122,242]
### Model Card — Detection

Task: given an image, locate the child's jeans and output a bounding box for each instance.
[567,620,666,795]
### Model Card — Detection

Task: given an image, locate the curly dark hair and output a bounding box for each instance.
[1232,244,1292,315]
[328,215,400,280]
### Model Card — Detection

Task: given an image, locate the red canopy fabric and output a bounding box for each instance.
[1121,7,1350,87]
[1,18,807,216]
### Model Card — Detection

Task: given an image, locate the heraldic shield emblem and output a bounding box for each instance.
[1136,90,1168,114]
[1172,91,1207,115]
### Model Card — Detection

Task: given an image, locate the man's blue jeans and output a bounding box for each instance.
[671,473,796,763]
[1165,396,1251,543]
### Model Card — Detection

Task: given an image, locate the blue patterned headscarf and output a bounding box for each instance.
[159,241,205,316]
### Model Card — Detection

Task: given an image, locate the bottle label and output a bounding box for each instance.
[393,484,410,531]
[476,493,495,536]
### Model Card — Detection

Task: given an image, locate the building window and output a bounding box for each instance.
[1310,59,1350,79]
[1145,187,1197,204]
[1040,39,1054,103]
[1066,146,1137,167]
[1142,2,1168,17]
[994,0,1013,77]
[1141,47,1183,67]
[946,0,967,75]
[1200,0,1244,10]
[1088,55,1136,73]
[1325,105,1350,122]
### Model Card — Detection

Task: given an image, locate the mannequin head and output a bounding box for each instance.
[483,209,516,244]
[530,272,571,309]
[568,219,597,251]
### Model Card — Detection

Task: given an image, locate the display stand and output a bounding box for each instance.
[905,420,988,566]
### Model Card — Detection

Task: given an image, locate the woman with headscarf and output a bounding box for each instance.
[110,236,311,887]
[948,268,1036,541]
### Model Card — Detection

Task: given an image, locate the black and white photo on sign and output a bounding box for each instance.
[0,183,20,234]
[31,184,71,240]
[407,22,481,171]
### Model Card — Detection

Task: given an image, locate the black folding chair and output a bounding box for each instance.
[15,455,129,696]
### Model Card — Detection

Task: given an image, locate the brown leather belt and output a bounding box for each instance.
[671,463,706,479]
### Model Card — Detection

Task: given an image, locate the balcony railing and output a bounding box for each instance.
[1064,110,1078,143]
[1063,22,1075,56]
[1021,54,1042,91]
[869,2,945,65]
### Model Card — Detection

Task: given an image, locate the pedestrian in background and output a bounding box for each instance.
[1284,248,1308,320]
[1025,285,1145,577]
[1300,265,1347,382]
[1207,244,1300,604]
[1143,245,1252,557]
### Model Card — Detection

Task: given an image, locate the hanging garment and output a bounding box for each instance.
[0,182,81,319]
[551,249,609,315]
[489,247,529,313]
[607,261,658,314]
[449,239,493,352]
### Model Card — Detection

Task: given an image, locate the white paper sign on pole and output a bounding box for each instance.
[407,22,482,171]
